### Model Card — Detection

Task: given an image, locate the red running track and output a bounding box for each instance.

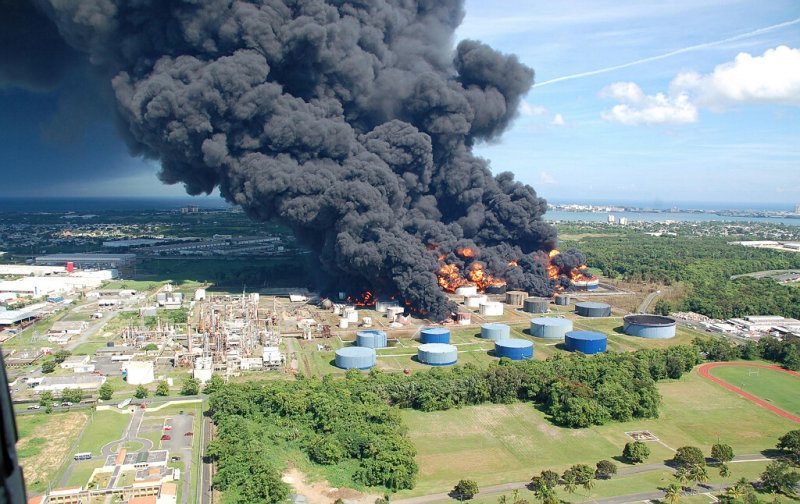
[698,362,800,423]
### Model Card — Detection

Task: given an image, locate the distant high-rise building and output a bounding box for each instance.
[795,203,800,214]
[619,217,628,225]
[607,215,616,224]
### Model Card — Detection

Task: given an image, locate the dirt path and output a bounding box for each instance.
[697,362,800,423]
[282,468,381,504]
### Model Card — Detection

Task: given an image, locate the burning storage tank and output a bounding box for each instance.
[523,297,549,313]
[575,301,612,317]
[479,301,504,316]
[565,331,607,354]
[356,330,388,348]
[572,278,600,290]
[481,323,510,340]
[465,294,488,309]
[455,285,478,297]
[554,294,571,306]
[505,290,527,306]
[623,314,677,339]
[494,338,534,360]
[417,343,458,366]
[530,317,573,339]
[420,327,451,344]
[335,346,376,370]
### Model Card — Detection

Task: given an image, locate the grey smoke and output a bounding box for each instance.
[9,0,565,320]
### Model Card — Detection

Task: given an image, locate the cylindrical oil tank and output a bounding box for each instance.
[523,297,550,313]
[565,331,607,354]
[418,343,458,366]
[456,311,472,325]
[572,278,600,290]
[356,330,388,348]
[554,294,571,306]
[481,323,510,340]
[455,285,478,297]
[465,294,488,308]
[375,300,399,313]
[623,314,677,339]
[495,338,534,360]
[575,301,612,317]
[505,290,527,306]
[479,301,504,316]
[335,346,376,369]
[420,327,451,344]
[338,318,349,329]
[530,317,573,339]
[486,284,507,295]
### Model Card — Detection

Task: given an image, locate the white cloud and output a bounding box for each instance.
[551,114,565,126]
[518,100,548,116]
[600,82,698,125]
[674,45,800,107]
[539,171,557,184]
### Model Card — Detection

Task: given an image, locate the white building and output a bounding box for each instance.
[123,361,155,385]
[60,355,91,369]
[34,375,106,393]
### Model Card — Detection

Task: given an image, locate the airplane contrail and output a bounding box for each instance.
[535,17,800,87]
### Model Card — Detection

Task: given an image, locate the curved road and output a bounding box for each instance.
[698,362,800,423]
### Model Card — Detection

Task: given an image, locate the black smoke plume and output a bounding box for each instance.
[12,0,561,320]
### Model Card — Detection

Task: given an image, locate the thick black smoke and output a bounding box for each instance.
[14,0,561,320]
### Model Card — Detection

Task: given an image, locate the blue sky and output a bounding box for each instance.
[1,1,798,208]
[460,0,800,207]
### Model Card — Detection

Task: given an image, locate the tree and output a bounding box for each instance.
[623,441,650,463]
[688,464,709,485]
[61,388,82,404]
[673,467,690,489]
[711,443,735,464]
[561,472,577,494]
[672,446,705,468]
[155,380,169,396]
[777,429,800,462]
[52,349,72,363]
[564,464,595,490]
[181,376,200,396]
[453,480,479,500]
[41,360,56,374]
[39,391,53,407]
[664,483,682,504]
[203,374,225,395]
[654,299,672,316]
[134,385,149,399]
[534,483,558,504]
[539,470,559,490]
[98,382,113,401]
[760,461,800,496]
[595,460,617,480]
[142,343,158,352]
[719,463,730,478]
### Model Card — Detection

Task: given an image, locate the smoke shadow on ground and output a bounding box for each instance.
[612,326,626,335]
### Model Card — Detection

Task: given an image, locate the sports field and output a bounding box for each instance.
[398,367,795,497]
[705,362,800,419]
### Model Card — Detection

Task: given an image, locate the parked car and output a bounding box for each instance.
[184,431,193,436]
[163,425,172,431]
[160,435,171,441]
[26,405,40,410]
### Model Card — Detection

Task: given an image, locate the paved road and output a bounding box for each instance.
[392,454,775,504]
[65,309,121,351]
[200,415,213,504]
[637,290,660,314]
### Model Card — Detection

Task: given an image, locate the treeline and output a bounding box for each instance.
[563,234,800,319]
[694,335,800,371]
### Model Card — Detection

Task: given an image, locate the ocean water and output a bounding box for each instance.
[544,210,800,226]
[546,198,796,213]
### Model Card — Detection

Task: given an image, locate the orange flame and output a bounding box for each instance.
[457,247,475,258]
[507,261,518,267]
[346,291,376,307]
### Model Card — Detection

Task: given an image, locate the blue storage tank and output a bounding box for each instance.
[495,339,534,360]
[530,317,573,339]
[418,343,458,366]
[564,331,607,354]
[420,327,451,344]
[575,301,612,317]
[356,330,388,348]
[481,323,510,340]
[623,315,676,339]
[334,347,376,370]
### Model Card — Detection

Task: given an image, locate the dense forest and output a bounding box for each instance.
[562,233,800,319]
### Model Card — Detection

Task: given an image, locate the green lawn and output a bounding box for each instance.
[709,365,800,417]
[75,411,130,455]
[65,459,105,487]
[397,368,796,497]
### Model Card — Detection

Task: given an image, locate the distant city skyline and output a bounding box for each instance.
[0,0,798,205]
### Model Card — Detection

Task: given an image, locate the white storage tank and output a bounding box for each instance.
[530,317,573,339]
[356,330,388,348]
[418,343,458,366]
[465,294,488,308]
[375,300,400,313]
[479,301,504,316]
[338,318,349,329]
[455,285,478,297]
[335,347,376,370]
[481,323,510,340]
[124,361,154,385]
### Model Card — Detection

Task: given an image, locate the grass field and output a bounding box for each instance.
[15,411,89,493]
[65,459,106,487]
[397,368,796,497]
[75,410,130,455]
[709,365,800,417]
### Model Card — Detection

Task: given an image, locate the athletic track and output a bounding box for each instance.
[698,362,800,423]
